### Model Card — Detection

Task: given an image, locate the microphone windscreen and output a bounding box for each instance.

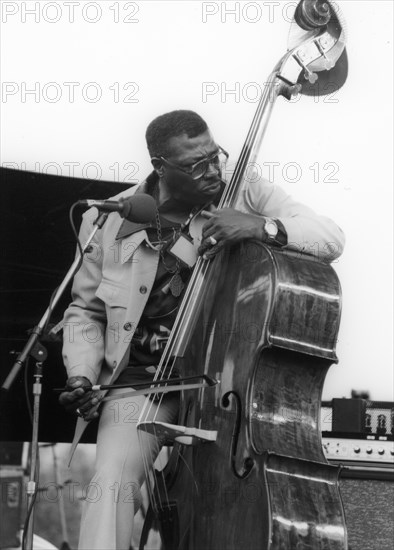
[125,194,157,223]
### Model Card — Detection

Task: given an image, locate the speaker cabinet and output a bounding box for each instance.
[340,474,394,550]
[322,399,394,550]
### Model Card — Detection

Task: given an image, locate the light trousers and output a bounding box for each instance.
[78,390,179,550]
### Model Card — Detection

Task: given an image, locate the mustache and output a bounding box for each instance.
[202,175,225,185]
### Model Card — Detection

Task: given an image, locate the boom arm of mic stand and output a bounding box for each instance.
[1,212,109,391]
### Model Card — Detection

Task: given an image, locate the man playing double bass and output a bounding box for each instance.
[59,109,345,549]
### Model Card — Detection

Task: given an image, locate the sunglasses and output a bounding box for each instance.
[155,146,229,180]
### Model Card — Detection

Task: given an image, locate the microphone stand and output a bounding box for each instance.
[1,211,108,550]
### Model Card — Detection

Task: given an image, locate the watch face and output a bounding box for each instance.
[265,220,278,238]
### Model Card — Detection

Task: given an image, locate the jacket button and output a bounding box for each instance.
[123,322,132,331]
[139,285,147,294]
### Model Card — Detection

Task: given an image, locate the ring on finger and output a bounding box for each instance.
[76,408,84,417]
[208,236,217,246]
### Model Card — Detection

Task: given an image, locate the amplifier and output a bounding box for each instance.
[321,399,394,435]
[0,467,23,548]
[322,434,393,477]
[321,399,394,550]
[321,399,394,475]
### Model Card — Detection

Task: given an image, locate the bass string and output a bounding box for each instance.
[219,72,280,210]
[139,256,208,420]
[138,429,159,512]
[137,257,210,513]
[137,258,224,510]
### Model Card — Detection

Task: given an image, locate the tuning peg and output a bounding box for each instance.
[314,37,335,70]
[304,69,318,84]
[293,51,319,84]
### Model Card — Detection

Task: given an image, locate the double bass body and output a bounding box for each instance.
[139,2,349,547]
[159,241,346,549]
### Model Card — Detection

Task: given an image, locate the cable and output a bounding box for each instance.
[42,202,84,336]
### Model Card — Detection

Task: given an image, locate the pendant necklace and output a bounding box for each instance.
[155,207,197,298]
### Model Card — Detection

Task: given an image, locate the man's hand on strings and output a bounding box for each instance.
[58,376,100,421]
[198,208,263,260]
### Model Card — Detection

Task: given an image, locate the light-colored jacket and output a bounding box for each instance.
[62,176,345,444]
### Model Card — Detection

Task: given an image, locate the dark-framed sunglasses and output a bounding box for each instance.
[154,146,229,180]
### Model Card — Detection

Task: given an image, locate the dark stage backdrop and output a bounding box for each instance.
[0,167,132,443]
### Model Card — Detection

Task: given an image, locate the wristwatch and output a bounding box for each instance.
[263,218,279,243]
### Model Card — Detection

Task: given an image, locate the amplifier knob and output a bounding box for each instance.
[378,448,385,455]
[353,446,361,454]
[366,447,373,454]
[391,450,394,456]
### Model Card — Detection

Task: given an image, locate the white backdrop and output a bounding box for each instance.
[1,0,393,400]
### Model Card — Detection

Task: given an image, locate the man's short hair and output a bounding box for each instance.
[146,110,208,159]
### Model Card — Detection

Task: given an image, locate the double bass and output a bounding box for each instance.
[136,1,349,548]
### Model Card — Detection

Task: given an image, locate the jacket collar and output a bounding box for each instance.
[116,220,153,240]
[115,175,156,241]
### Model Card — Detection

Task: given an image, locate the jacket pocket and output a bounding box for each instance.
[95,279,130,308]
[95,280,131,350]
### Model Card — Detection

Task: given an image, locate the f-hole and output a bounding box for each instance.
[222,391,254,479]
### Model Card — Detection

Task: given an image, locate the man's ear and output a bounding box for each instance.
[151,157,164,177]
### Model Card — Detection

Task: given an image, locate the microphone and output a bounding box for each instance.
[78,194,157,223]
